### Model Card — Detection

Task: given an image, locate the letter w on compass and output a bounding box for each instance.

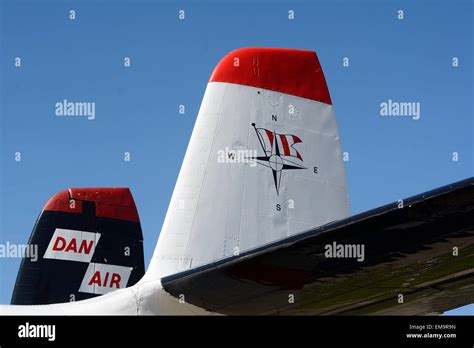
[249,123,306,195]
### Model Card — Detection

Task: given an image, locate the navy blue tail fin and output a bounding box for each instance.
[11,188,145,305]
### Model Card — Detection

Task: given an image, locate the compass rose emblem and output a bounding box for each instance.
[249,123,306,195]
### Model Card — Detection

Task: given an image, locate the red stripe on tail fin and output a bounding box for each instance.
[265,129,274,146]
[209,47,332,105]
[280,134,291,156]
[43,188,139,223]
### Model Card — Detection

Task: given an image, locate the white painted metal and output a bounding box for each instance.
[0,280,212,315]
[144,82,350,281]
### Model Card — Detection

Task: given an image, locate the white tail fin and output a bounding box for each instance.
[145,48,350,280]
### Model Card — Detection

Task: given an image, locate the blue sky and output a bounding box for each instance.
[0,0,472,314]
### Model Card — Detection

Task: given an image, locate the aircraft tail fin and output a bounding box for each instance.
[11,188,145,304]
[145,47,350,280]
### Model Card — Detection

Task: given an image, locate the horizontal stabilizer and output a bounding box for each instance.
[162,178,474,315]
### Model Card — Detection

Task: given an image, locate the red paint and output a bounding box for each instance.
[103,272,110,288]
[290,135,303,160]
[64,239,77,253]
[43,188,140,223]
[265,129,274,146]
[43,189,83,214]
[52,237,66,251]
[89,272,101,286]
[110,273,121,289]
[292,135,302,143]
[53,237,94,254]
[79,240,94,254]
[280,134,290,156]
[209,47,332,105]
[89,272,121,288]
